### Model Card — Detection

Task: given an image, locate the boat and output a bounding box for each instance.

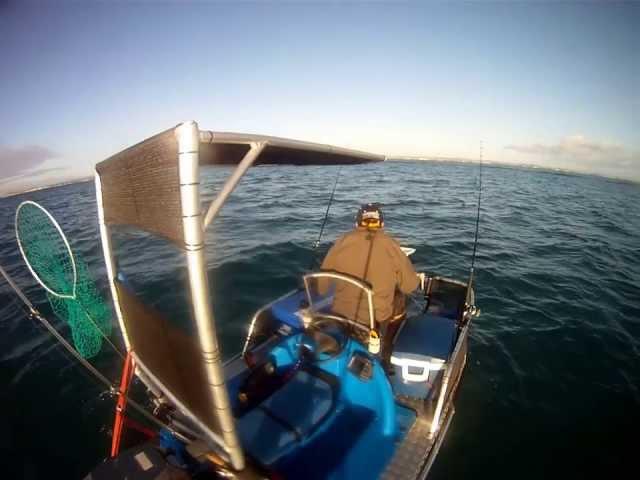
[4,121,481,479]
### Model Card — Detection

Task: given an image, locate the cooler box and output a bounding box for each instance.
[390,313,457,400]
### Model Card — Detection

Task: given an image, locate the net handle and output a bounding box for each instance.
[15,200,77,299]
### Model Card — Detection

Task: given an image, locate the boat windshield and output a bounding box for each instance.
[303,272,375,330]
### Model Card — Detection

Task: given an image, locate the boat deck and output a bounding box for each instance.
[380,405,454,480]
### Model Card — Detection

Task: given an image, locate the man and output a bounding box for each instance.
[320,203,421,345]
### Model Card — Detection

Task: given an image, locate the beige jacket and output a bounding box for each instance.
[320,228,419,325]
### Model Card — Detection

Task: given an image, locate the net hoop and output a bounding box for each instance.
[15,200,77,299]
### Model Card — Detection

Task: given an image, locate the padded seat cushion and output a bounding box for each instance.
[237,369,334,466]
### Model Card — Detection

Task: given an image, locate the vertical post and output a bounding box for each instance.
[176,121,245,470]
[430,321,470,436]
[95,173,131,351]
[429,365,450,436]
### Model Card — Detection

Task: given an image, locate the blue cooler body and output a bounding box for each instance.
[390,313,457,400]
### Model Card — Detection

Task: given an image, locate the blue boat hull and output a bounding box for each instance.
[225,275,472,479]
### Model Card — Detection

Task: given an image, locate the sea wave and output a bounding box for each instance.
[1,162,638,478]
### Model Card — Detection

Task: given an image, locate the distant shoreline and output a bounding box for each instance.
[1,161,637,199]
[0,177,93,199]
[386,157,640,186]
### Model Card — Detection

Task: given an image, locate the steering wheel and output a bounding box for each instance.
[310,314,371,334]
[237,317,347,410]
[299,316,349,361]
[304,314,371,356]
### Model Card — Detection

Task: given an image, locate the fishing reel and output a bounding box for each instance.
[418,272,434,307]
[464,304,481,319]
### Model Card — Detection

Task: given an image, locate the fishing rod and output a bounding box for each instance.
[0,263,188,442]
[465,142,483,308]
[308,166,342,270]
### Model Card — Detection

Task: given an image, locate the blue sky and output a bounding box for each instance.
[1,1,638,193]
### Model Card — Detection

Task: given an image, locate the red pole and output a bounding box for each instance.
[110,351,135,458]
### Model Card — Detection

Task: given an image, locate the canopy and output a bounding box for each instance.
[95,126,384,246]
[94,121,384,470]
[198,130,384,165]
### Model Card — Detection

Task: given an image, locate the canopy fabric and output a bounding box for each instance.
[114,279,221,435]
[96,127,183,244]
[95,124,384,246]
[198,130,385,165]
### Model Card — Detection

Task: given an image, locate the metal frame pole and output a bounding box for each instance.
[430,320,470,436]
[95,173,131,351]
[176,121,245,470]
[202,142,265,230]
[303,271,375,329]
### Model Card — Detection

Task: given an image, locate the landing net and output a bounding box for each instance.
[15,201,113,359]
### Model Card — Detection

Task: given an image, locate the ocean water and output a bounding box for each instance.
[0,161,638,479]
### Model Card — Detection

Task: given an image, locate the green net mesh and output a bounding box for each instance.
[16,202,112,359]
[16,203,76,298]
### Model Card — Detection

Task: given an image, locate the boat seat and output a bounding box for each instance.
[390,313,457,400]
[237,368,336,466]
[273,405,376,479]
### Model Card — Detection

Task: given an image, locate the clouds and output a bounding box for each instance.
[0,167,68,186]
[504,135,639,181]
[0,145,59,177]
[505,135,625,158]
[0,145,74,196]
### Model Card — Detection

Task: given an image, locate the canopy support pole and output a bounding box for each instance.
[202,141,265,230]
[95,173,131,351]
[176,121,245,470]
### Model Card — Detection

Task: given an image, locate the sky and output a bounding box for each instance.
[0,1,638,194]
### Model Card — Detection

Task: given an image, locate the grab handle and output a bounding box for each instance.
[390,356,445,383]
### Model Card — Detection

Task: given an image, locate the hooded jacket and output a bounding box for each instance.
[320,227,419,325]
